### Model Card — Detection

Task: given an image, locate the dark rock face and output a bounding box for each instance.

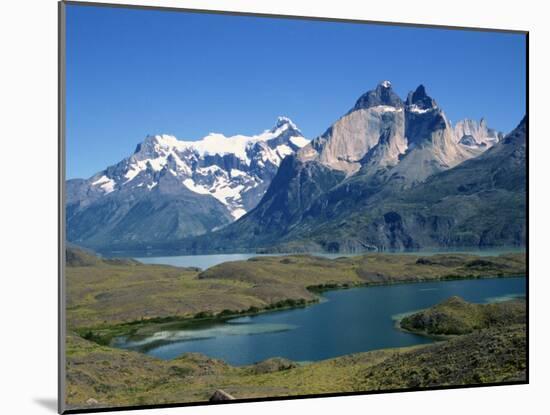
[458,135,478,147]
[352,81,404,111]
[405,84,437,110]
[209,389,235,402]
[192,156,346,249]
[67,183,232,250]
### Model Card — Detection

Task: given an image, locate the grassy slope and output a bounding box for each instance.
[67,249,525,331]
[65,248,527,410]
[66,323,526,410]
[401,296,526,335]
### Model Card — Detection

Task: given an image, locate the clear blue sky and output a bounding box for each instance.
[66,4,526,179]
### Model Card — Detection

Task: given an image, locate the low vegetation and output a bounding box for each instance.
[66,321,526,410]
[400,296,526,335]
[67,248,524,329]
[64,248,527,410]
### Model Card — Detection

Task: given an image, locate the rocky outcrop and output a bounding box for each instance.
[454,118,503,150]
[251,357,297,374]
[209,389,236,402]
[298,82,478,185]
[390,85,476,186]
[298,81,407,175]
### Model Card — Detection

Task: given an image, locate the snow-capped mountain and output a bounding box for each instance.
[67,82,510,254]
[188,81,521,254]
[81,116,307,219]
[66,117,308,250]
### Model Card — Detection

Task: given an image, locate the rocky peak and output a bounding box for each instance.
[273,116,300,132]
[264,117,307,151]
[501,116,526,145]
[453,118,503,149]
[133,134,183,160]
[133,134,157,155]
[352,80,404,111]
[406,84,438,112]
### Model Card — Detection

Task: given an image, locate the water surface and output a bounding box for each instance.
[112,277,525,365]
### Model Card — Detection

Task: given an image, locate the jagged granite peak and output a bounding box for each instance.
[404,84,449,147]
[298,82,477,188]
[297,82,495,185]
[352,80,405,111]
[396,86,475,185]
[298,81,408,175]
[453,118,503,150]
[273,116,300,132]
[185,114,526,254]
[406,84,438,112]
[298,82,478,180]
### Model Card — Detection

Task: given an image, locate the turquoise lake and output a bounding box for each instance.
[111,276,526,366]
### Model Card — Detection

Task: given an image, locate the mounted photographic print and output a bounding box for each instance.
[59,1,528,413]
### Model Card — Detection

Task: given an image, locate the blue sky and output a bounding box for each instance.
[66,4,526,179]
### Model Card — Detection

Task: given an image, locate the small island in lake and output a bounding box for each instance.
[400,295,526,336]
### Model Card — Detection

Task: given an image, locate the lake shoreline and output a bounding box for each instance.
[65,248,527,407]
[96,245,527,260]
[132,248,527,271]
[66,323,527,410]
[66,247,526,363]
[83,273,526,353]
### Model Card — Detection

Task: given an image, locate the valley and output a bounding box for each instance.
[64,248,526,410]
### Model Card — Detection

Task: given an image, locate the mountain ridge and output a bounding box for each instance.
[147,84,523,254]
[66,117,309,249]
[66,81,522,254]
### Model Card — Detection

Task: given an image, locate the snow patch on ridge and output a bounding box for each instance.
[408,104,433,114]
[289,136,309,148]
[183,179,210,195]
[231,208,247,220]
[92,175,115,194]
[371,105,403,113]
[148,118,301,166]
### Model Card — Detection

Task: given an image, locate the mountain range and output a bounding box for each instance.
[66,81,525,253]
[66,117,308,248]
